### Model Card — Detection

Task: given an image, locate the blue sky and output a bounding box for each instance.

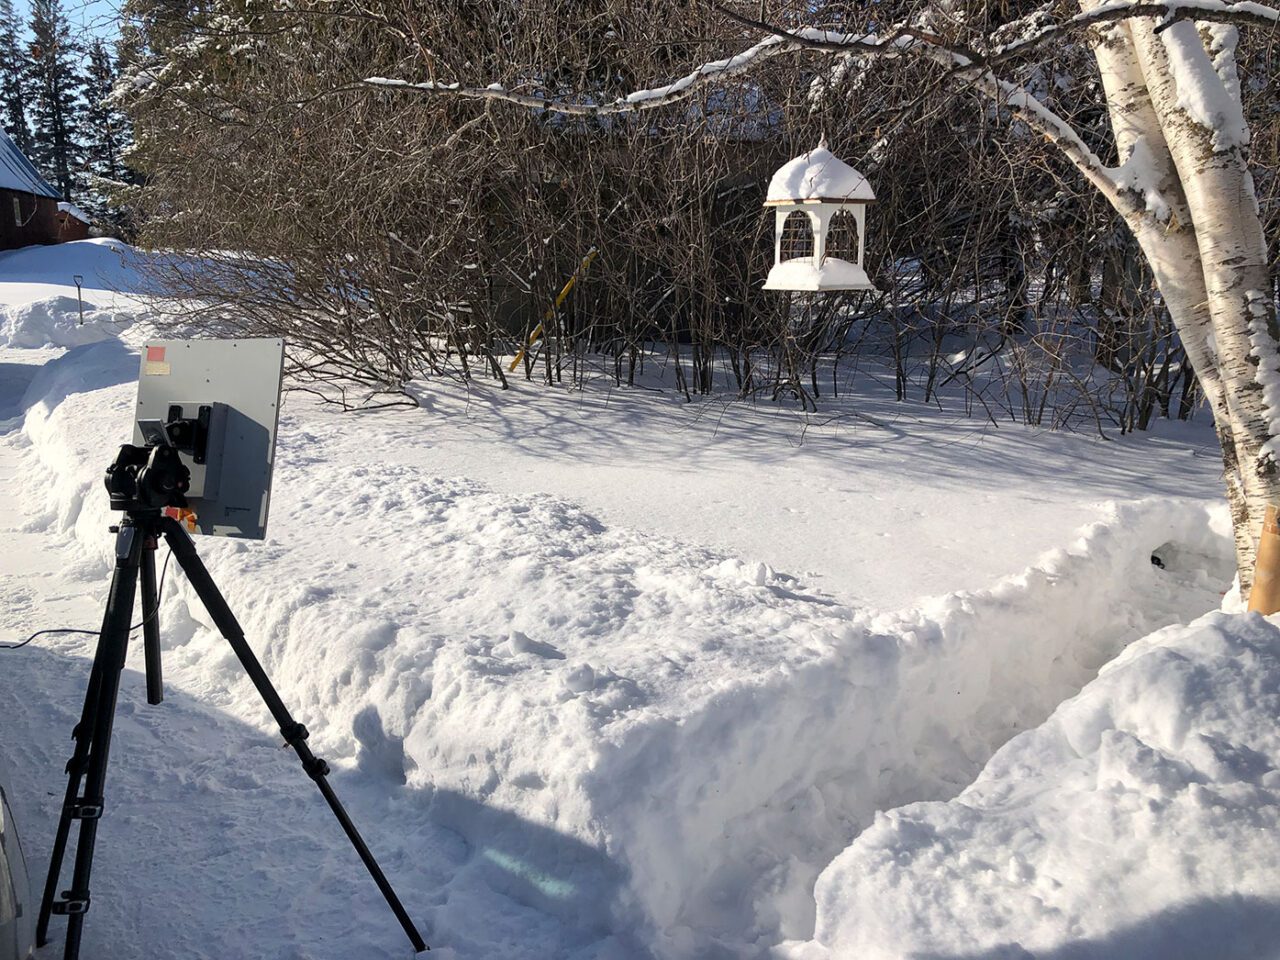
[17,0,120,41]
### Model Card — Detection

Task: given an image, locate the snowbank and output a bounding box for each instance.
[786,609,1280,960]
[10,338,1237,957]
[0,238,170,310]
[0,296,142,348]
[14,340,137,538]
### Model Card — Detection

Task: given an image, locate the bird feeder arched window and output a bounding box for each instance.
[763,142,875,292]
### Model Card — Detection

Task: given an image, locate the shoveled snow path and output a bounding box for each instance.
[0,390,624,960]
[0,327,1233,959]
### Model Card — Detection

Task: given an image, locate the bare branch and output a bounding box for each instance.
[365,27,895,116]
[363,12,1145,216]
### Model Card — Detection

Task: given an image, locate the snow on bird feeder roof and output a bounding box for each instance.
[763,141,876,292]
[765,143,874,205]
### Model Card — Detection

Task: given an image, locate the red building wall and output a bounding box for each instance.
[0,188,68,250]
[56,209,90,242]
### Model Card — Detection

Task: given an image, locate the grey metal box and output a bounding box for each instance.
[133,338,284,539]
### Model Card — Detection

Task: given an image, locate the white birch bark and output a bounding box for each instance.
[1079,6,1256,576]
[1125,19,1280,591]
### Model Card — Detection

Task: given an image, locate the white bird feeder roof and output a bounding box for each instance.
[765,144,874,204]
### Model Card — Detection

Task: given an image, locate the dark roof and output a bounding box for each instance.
[0,128,59,199]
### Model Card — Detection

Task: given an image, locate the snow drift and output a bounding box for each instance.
[7,334,1238,958]
[785,609,1280,960]
[0,237,169,310]
[0,297,142,349]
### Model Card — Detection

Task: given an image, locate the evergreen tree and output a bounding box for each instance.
[85,38,125,183]
[27,0,84,198]
[0,0,29,150]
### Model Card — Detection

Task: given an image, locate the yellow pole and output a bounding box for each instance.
[509,247,600,373]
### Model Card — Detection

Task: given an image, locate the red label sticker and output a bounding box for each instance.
[146,346,166,362]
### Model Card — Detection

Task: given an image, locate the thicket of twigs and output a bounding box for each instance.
[116,0,1279,431]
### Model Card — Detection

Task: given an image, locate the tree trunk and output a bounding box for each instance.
[1127,20,1280,594]
[1083,5,1277,594]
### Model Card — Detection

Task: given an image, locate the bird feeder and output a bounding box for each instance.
[763,140,876,292]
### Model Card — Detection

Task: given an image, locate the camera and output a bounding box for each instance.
[104,440,191,512]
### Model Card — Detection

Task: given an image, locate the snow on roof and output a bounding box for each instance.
[766,142,874,203]
[57,201,92,224]
[0,128,59,199]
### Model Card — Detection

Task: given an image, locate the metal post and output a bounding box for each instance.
[72,275,84,326]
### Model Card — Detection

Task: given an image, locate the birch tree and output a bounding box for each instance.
[365,0,1280,596]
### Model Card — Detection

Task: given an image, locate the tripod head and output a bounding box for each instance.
[104,417,195,513]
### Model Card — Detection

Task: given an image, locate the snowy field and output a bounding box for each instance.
[1,241,1277,960]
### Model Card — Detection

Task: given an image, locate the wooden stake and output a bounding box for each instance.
[1248,503,1280,615]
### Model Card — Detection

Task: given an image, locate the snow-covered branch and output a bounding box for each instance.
[364,18,1140,215]
[360,0,1280,222]
[364,0,1279,115]
[366,28,903,116]
[992,0,1280,63]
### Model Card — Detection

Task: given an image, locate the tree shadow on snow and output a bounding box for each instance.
[920,894,1280,960]
[0,645,643,960]
[403,373,1220,505]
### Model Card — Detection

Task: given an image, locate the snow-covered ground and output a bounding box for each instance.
[1,241,1275,960]
[0,238,167,314]
[783,610,1280,960]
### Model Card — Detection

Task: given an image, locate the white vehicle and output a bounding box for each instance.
[0,779,34,960]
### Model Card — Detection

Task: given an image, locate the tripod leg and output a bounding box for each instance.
[36,601,114,946]
[139,535,164,705]
[39,521,145,960]
[160,517,428,953]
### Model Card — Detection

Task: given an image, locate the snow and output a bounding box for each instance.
[1161,20,1251,151]
[763,256,874,291]
[0,248,1270,959]
[0,238,169,311]
[1110,137,1173,221]
[620,33,802,106]
[55,201,92,225]
[784,608,1280,960]
[0,297,141,349]
[766,145,874,202]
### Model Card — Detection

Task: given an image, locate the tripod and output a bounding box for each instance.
[36,506,428,958]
